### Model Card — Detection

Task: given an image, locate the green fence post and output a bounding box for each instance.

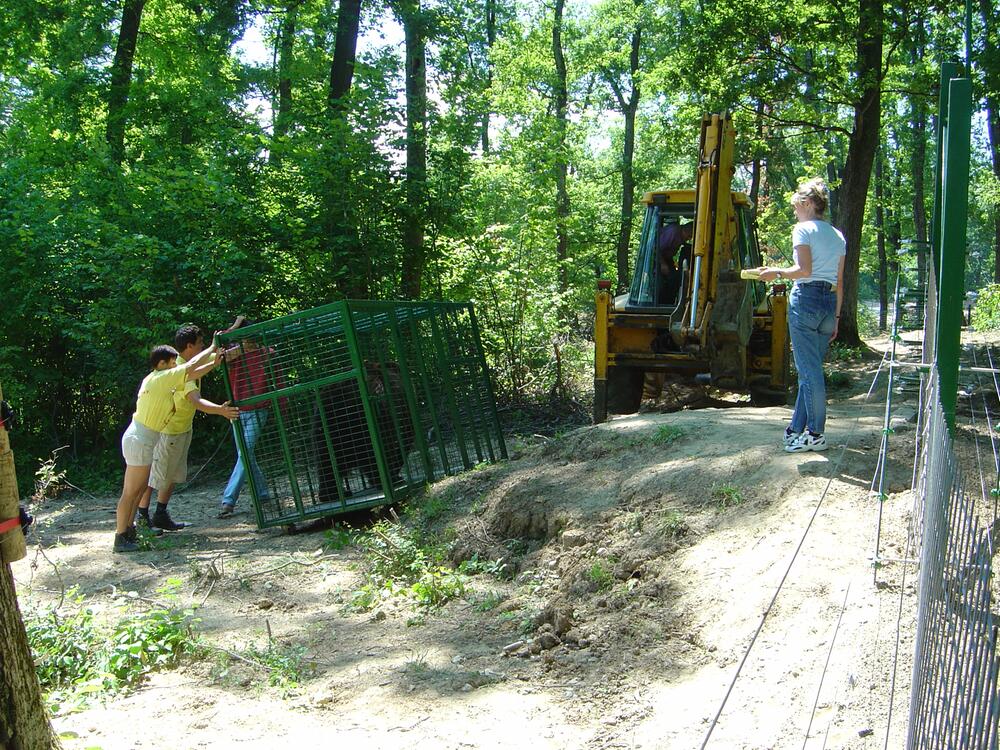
[929,62,957,277]
[936,76,971,433]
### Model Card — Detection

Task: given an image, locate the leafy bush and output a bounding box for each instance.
[352,520,466,610]
[24,595,198,713]
[972,284,1000,331]
[586,560,615,590]
[712,483,745,509]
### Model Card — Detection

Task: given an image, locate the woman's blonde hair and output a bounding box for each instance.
[791,178,829,216]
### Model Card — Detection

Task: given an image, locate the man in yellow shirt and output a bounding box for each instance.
[137,325,239,531]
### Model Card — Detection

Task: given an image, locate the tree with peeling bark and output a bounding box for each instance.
[0,382,57,750]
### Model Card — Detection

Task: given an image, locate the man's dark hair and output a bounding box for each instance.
[149,345,179,370]
[174,324,203,351]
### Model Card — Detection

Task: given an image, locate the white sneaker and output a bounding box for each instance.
[785,432,827,453]
[782,430,801,447]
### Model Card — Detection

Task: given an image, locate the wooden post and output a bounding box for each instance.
[0,379,59,749]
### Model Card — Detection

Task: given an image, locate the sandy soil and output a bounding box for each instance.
[11,339,931,750]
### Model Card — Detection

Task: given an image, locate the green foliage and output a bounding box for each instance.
[827,342,867,362]
[242,643,315,694]
[712,483,745,509]
[825,368,853,389]
[322,524,354,551]
[457,554,510,579]
[33,448,68,502]
[653,509,688,538]
[586,560,615,590]
[24,593,198,714]
[651,424,684,446]
[352,520,466,610]
[0,0,986,489]
[972,285,1000,331]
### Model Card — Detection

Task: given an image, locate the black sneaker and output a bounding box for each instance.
[151,509,190,531]
[19,506,33,537]
[113,532,139,553]
[135,513,164,536]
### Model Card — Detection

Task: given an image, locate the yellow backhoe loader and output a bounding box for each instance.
[593,112,790,423]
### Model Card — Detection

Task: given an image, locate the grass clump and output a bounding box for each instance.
[586,560,615,591]
[712,483,745,509]
[651,425,684,446]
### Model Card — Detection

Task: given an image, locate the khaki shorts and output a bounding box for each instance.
[149,430,193,490]
[121,420,160,467]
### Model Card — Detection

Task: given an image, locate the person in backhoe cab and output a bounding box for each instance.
[757,178,846,453]
[657,220,694,305]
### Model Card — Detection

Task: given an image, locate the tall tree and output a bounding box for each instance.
[834,0,884,346]
[271,0,299,165]
[105,0,146,164]
[398,0,429,299]
[552,0,570,315]
[909,16,930,293]
[329,0,363,111]
[590,0,644,292]
[979,0,1000,282]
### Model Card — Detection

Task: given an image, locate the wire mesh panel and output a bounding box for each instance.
[217,301,507,528]
[908,373,1000,750]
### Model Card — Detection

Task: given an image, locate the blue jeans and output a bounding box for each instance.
[222,410,269,508]
[788,282,837,435]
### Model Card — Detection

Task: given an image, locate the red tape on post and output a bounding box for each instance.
[0,517,20,535]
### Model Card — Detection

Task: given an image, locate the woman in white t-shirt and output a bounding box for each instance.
[758,178,846,453]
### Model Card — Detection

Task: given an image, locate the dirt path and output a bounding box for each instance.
[12,351,925,749]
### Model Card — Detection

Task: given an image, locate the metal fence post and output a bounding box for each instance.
[935,76,972,433]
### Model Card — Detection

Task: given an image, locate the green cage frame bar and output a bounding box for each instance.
[217,301,507,529]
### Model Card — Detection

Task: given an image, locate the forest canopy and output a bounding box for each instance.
[0,0,997,487]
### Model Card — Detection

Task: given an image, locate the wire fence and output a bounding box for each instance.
[906,367,1000,749]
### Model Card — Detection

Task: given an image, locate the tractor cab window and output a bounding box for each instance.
[736,205,766,306]
[626,202,694,311]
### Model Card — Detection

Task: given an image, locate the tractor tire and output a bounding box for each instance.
[606,367,644,416]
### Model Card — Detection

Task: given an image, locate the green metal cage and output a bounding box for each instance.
[216,301,507,529]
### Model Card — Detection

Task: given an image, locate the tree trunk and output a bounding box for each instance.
[875,147,887,331]
[105,0,146,165]
[608,22,641,293]
[980,0,1000,283]
[481,0,497,154]
[271,0,298,166]
[399,0,428,299]
[329,0,363,112]
[909,18,929,292]
[0,381,56,750]
[552,0,570,320]
[835,0,883,347]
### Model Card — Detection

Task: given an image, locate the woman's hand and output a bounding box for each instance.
[831,318,839,341]
[758,267,781,282]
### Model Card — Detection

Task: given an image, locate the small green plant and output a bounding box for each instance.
[458,554,509,579]
[651,425,684,446]
[33,447,68,502]
[323,524,354,551]
[825,368,852,389]
[352,520,466,610]
[586,560,615,591]
[244,642,314,694]
[712,483,745,509]
[473,590,506,612]
[827,342,867,362]
[654,509,687,538]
